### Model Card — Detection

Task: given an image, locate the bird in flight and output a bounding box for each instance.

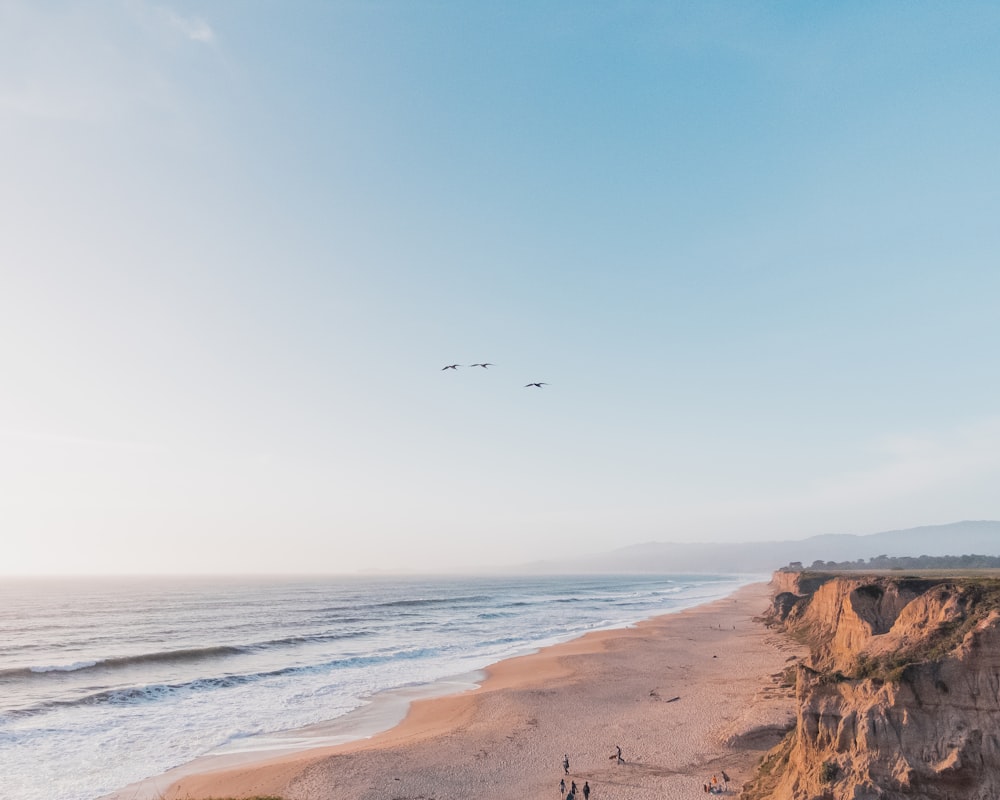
[441,364,461,370]
[524,382,548,388]
[469,363,494,368]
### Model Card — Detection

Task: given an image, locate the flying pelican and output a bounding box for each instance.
[524,382,548,388]
[469,363,494,368]
[441,364,460,370]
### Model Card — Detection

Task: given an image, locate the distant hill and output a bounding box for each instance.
[512,520,1000,575]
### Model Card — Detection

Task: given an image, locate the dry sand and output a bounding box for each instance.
[152,581,804,800]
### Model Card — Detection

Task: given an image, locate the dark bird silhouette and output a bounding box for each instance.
[469,363,494,368]
[441,364,460,370]
[524,382,548,388]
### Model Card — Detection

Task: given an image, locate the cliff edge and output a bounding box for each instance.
[745,571,1000,800]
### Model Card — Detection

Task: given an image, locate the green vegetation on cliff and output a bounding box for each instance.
[783,553,1000,572]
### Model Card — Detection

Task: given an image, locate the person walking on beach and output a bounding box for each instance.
[582,780,590,799]
[615,744,624,764]
[559,778,565,796]
[563,755,570,774]
[571,780,577,796]
[721,770,730,790]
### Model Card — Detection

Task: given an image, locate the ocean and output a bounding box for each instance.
[0,573,754,800]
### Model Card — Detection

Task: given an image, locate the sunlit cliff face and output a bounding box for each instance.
[749,574,1000,800]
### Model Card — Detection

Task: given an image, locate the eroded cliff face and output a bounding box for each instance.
[746,573,1000,800]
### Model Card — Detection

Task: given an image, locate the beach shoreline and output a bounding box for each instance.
[108,579,803,800]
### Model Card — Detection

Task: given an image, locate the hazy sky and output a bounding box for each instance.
[3,1,1000,575]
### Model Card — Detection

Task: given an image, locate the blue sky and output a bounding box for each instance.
[2,1,999,574]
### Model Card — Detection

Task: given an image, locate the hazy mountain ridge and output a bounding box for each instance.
[515,521,1000,574]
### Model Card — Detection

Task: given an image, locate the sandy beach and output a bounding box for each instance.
[138,581,803,800]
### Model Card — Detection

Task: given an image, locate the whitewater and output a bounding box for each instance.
[0,573,754,800]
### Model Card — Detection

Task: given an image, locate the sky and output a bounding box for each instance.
[2,1,1000,575]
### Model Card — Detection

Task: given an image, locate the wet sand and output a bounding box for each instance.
[143,581,801,800]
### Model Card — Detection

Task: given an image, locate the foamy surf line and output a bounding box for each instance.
[101,578,759,800]
[102,671,487,800]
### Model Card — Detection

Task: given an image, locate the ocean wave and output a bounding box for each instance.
[29,661,99,674]
[374,595,492,609]
[0,662,93,680]
[6,645,449,718]
[6,669,292,718]
[1,631,380,682]
[0,646,245,680]
[255,629,374,649]
[305,614,369,626]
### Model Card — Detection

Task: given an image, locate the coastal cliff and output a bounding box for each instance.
[746,572,1000,800]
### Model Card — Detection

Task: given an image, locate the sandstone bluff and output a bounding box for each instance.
[746,571,1000,800]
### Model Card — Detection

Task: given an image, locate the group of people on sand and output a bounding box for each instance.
[559,746,624,799]
[559,776,590,800]
[560,749,730,796]
[702,772,730,794]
